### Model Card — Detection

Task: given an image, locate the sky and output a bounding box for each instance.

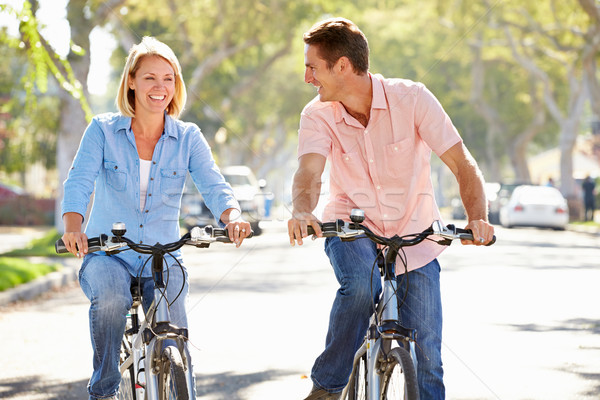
[1,0,116,95]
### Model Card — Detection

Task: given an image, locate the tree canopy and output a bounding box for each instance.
[2,0,599,211]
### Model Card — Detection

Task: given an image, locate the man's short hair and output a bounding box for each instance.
[303,17,369,74]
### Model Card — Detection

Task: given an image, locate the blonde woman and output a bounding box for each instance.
[61,37,250,400]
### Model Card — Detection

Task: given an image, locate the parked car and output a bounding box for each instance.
[489,182,528,224]
[180,165,266,235]
[0,182,24,199]
[499,185,569,230]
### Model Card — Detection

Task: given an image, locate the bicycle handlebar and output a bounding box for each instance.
[306,216,496,247]
[55,224,253,255]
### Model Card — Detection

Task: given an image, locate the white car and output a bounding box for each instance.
[499,185,569,230]
[221,165,266,235]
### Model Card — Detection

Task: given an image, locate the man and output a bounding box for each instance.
[582,175,596,221]
[287,18,495,400]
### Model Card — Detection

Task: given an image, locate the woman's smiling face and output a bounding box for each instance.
[129,55,176,115]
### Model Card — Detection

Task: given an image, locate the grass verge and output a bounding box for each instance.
[0,257,61,291]
[0,229,65,292]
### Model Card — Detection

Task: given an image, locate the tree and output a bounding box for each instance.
[494,0,600,206]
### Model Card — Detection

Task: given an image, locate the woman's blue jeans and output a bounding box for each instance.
[311,237,445,399]
[79,253,190,400]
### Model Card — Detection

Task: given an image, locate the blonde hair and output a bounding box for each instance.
[116,37,187,118]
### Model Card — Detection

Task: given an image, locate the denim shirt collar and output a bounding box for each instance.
[114,112,179,140]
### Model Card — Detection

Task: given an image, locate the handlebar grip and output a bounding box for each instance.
[55,238,68,254]
[455,228,496,246]
[217,227,255,241]
[54,236,106,254]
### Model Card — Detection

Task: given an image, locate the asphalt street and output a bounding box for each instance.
[0,220,599,399]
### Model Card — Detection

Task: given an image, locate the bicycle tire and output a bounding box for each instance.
[347,352,368,400]
[157,345,189,400]
[118,338,136,400]
[380,347,419,400]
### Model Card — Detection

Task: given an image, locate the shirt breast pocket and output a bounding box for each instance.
[382,139,414,180]
[160,168,187,198]
[104,161,127,192]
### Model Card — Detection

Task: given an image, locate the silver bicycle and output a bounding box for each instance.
[56,223,246,400]
[309,209,495,400]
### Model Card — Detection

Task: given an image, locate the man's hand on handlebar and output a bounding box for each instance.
[288,211,322,246]
[463,219,495,246]
[61,231,89,258]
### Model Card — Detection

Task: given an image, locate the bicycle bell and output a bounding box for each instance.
[350,209,365,223]
[111,222,127,237]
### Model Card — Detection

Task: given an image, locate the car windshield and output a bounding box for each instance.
[224,174,251,186]
[517,186,564,204]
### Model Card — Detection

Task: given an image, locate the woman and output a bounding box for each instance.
[61,36,251,400]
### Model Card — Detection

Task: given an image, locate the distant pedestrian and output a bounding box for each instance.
[546,177,555,187]
[582,176,596,222]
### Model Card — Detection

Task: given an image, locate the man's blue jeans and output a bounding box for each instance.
[311,237,444,399]
[79,254,191,400]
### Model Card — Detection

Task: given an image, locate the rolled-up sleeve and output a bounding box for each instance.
[61,118,104,218]
[298,111,332,159]
[187,126,239,223]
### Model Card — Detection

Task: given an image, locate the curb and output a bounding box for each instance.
[566,224,600,236]
[0,257,80,307]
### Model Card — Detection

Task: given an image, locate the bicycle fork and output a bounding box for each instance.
[133,286,196,399]
[365,277,419,398]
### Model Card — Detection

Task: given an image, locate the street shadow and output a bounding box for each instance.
[0,369,301,399]
[508,318,600,398]
[575,371,600,397]
[507,318,600,334]
[196,368,301,398]
[0,376,88,399]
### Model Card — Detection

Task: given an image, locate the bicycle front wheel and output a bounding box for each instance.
[157,345,189,400]
[347,352,367,400]
[381,347,419,400]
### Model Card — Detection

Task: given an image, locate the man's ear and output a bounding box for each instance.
[337,56,352,74]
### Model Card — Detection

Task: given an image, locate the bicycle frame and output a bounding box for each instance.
[56,223,249,400]
[122,252,195,400]
[340,250,418,399]
[306,209,494,399]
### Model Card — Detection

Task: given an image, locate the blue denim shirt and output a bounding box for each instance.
[62,112,239,276]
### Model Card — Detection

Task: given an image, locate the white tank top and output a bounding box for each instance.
[140,159,152,210]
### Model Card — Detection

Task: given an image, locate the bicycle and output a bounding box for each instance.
[55,223,249,400]
[307,209,495,400]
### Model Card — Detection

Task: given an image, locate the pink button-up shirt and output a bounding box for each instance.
[298,74,462,272]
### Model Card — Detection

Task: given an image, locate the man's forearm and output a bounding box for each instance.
[291,169,322,215]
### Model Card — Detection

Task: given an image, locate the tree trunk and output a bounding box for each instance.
[53,0,92,231]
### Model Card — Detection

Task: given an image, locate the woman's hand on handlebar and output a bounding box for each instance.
[224,220,251,248]
[221,208,251,247]
[288,211,322,246]
[61,231,89,258]
[464,219,495,246]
